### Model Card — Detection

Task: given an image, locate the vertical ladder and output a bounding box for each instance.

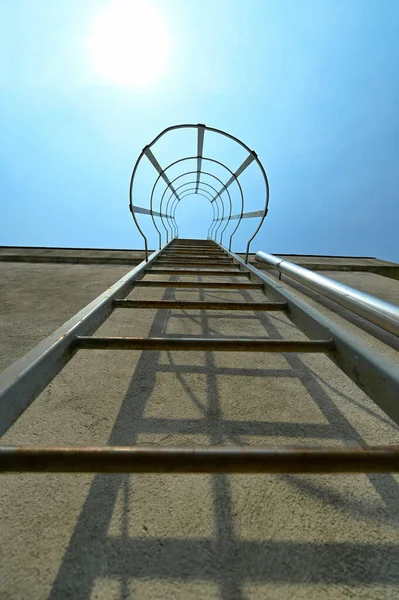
[1,239,399,473]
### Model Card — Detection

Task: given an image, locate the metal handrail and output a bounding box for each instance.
[255,251,399,337]
[129,124,269,260]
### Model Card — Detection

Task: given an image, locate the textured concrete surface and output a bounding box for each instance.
[0,262,130,370]
[1,252,399,599]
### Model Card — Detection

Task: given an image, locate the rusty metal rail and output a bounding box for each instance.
[76,337,334,352]
[2,446,399,474]
[154,259,233,266]
[134,281,262,289]
[113,300,286,310]
[156,258,233,264]
[148,269,249,276]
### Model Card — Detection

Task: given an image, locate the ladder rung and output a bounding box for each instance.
[148,269,249,276]
[159,254,230,262]
[1,445,398,473]
[168,240,219,248]
[164,248,223,252]
[113,300,287,310]
[156,261,233,266]
[134,281,262,289]
[163,247,223,252]
[168,247,217,250]
[77,336,335,352]
[163,249,224,254]
[158,256,232,261]
[161,256,226,261]
[166,251,221,255]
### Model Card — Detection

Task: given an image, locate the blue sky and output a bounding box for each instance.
[1,0,398,260]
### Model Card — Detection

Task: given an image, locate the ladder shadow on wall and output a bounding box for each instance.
[48,278,399,600]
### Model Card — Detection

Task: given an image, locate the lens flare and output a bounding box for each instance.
[87,0,172,87]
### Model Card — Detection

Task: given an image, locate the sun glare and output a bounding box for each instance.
[87,0,172,87]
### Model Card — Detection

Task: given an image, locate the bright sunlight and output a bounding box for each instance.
[87,0,172,87]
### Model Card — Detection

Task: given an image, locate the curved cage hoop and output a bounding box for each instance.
[129,124,269,260]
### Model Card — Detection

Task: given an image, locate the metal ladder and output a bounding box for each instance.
[1,238,399,473]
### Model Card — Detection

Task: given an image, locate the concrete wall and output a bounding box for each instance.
[0,262,131,371]
[1,247,399,600]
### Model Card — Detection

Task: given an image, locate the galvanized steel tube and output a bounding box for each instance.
[255,251,399,337]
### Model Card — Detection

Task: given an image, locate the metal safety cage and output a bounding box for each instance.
[129,124,270,261]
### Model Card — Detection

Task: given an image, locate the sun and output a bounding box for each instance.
[87,0,172,87]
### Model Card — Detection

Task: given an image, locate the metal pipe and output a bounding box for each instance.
[255,251,399,337]
[2,445,398,474]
